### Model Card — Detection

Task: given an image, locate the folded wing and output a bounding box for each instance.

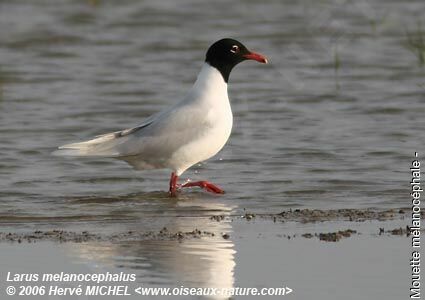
[52,120,154,157]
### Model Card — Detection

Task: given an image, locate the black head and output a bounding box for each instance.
[205,38,268,83]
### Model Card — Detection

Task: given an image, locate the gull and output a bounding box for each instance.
[54,38,268,196]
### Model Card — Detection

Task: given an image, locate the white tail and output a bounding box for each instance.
[53,133,122,157]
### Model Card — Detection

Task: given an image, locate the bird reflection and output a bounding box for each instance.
[67,194,236,299]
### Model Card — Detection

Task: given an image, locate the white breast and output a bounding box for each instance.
[170,64,233,175]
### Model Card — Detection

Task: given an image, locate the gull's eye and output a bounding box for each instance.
[230,45,240,54]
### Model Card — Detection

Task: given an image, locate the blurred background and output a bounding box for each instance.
[0,0,424,218]
[0,1,421,299]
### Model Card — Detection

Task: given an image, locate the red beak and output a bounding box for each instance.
[243,51,268,64]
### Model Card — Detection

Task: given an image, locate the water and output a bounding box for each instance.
[0,219,410,300]
[0,0,422,299]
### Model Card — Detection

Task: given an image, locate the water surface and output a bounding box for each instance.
[0,1,421,299]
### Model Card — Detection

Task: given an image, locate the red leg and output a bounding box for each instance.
[169,172,179,197]
[181,180,225,194]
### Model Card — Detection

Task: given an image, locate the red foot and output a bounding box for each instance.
[169,172,179,197]
[182,181,225,194]
[168,172,225,196]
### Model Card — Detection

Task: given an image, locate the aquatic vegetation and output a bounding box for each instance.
[333,45,340,90]
[369,13,388,35]
[405,21,425,66]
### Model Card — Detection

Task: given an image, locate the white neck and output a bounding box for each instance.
[189,63,228,101]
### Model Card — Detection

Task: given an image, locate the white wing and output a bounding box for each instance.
[53,98,209,158]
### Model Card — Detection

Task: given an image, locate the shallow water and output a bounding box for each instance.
[0,1,422,299]
[1,219,409,300]
[1,0,423,220]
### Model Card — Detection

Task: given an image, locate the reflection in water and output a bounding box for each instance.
[68,198,236,299]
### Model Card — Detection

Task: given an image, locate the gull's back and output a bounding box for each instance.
[54,63,233,175]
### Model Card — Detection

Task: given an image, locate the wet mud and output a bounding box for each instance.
[1,207,421,243]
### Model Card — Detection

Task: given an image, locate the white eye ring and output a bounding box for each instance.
[230,45,239,54]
